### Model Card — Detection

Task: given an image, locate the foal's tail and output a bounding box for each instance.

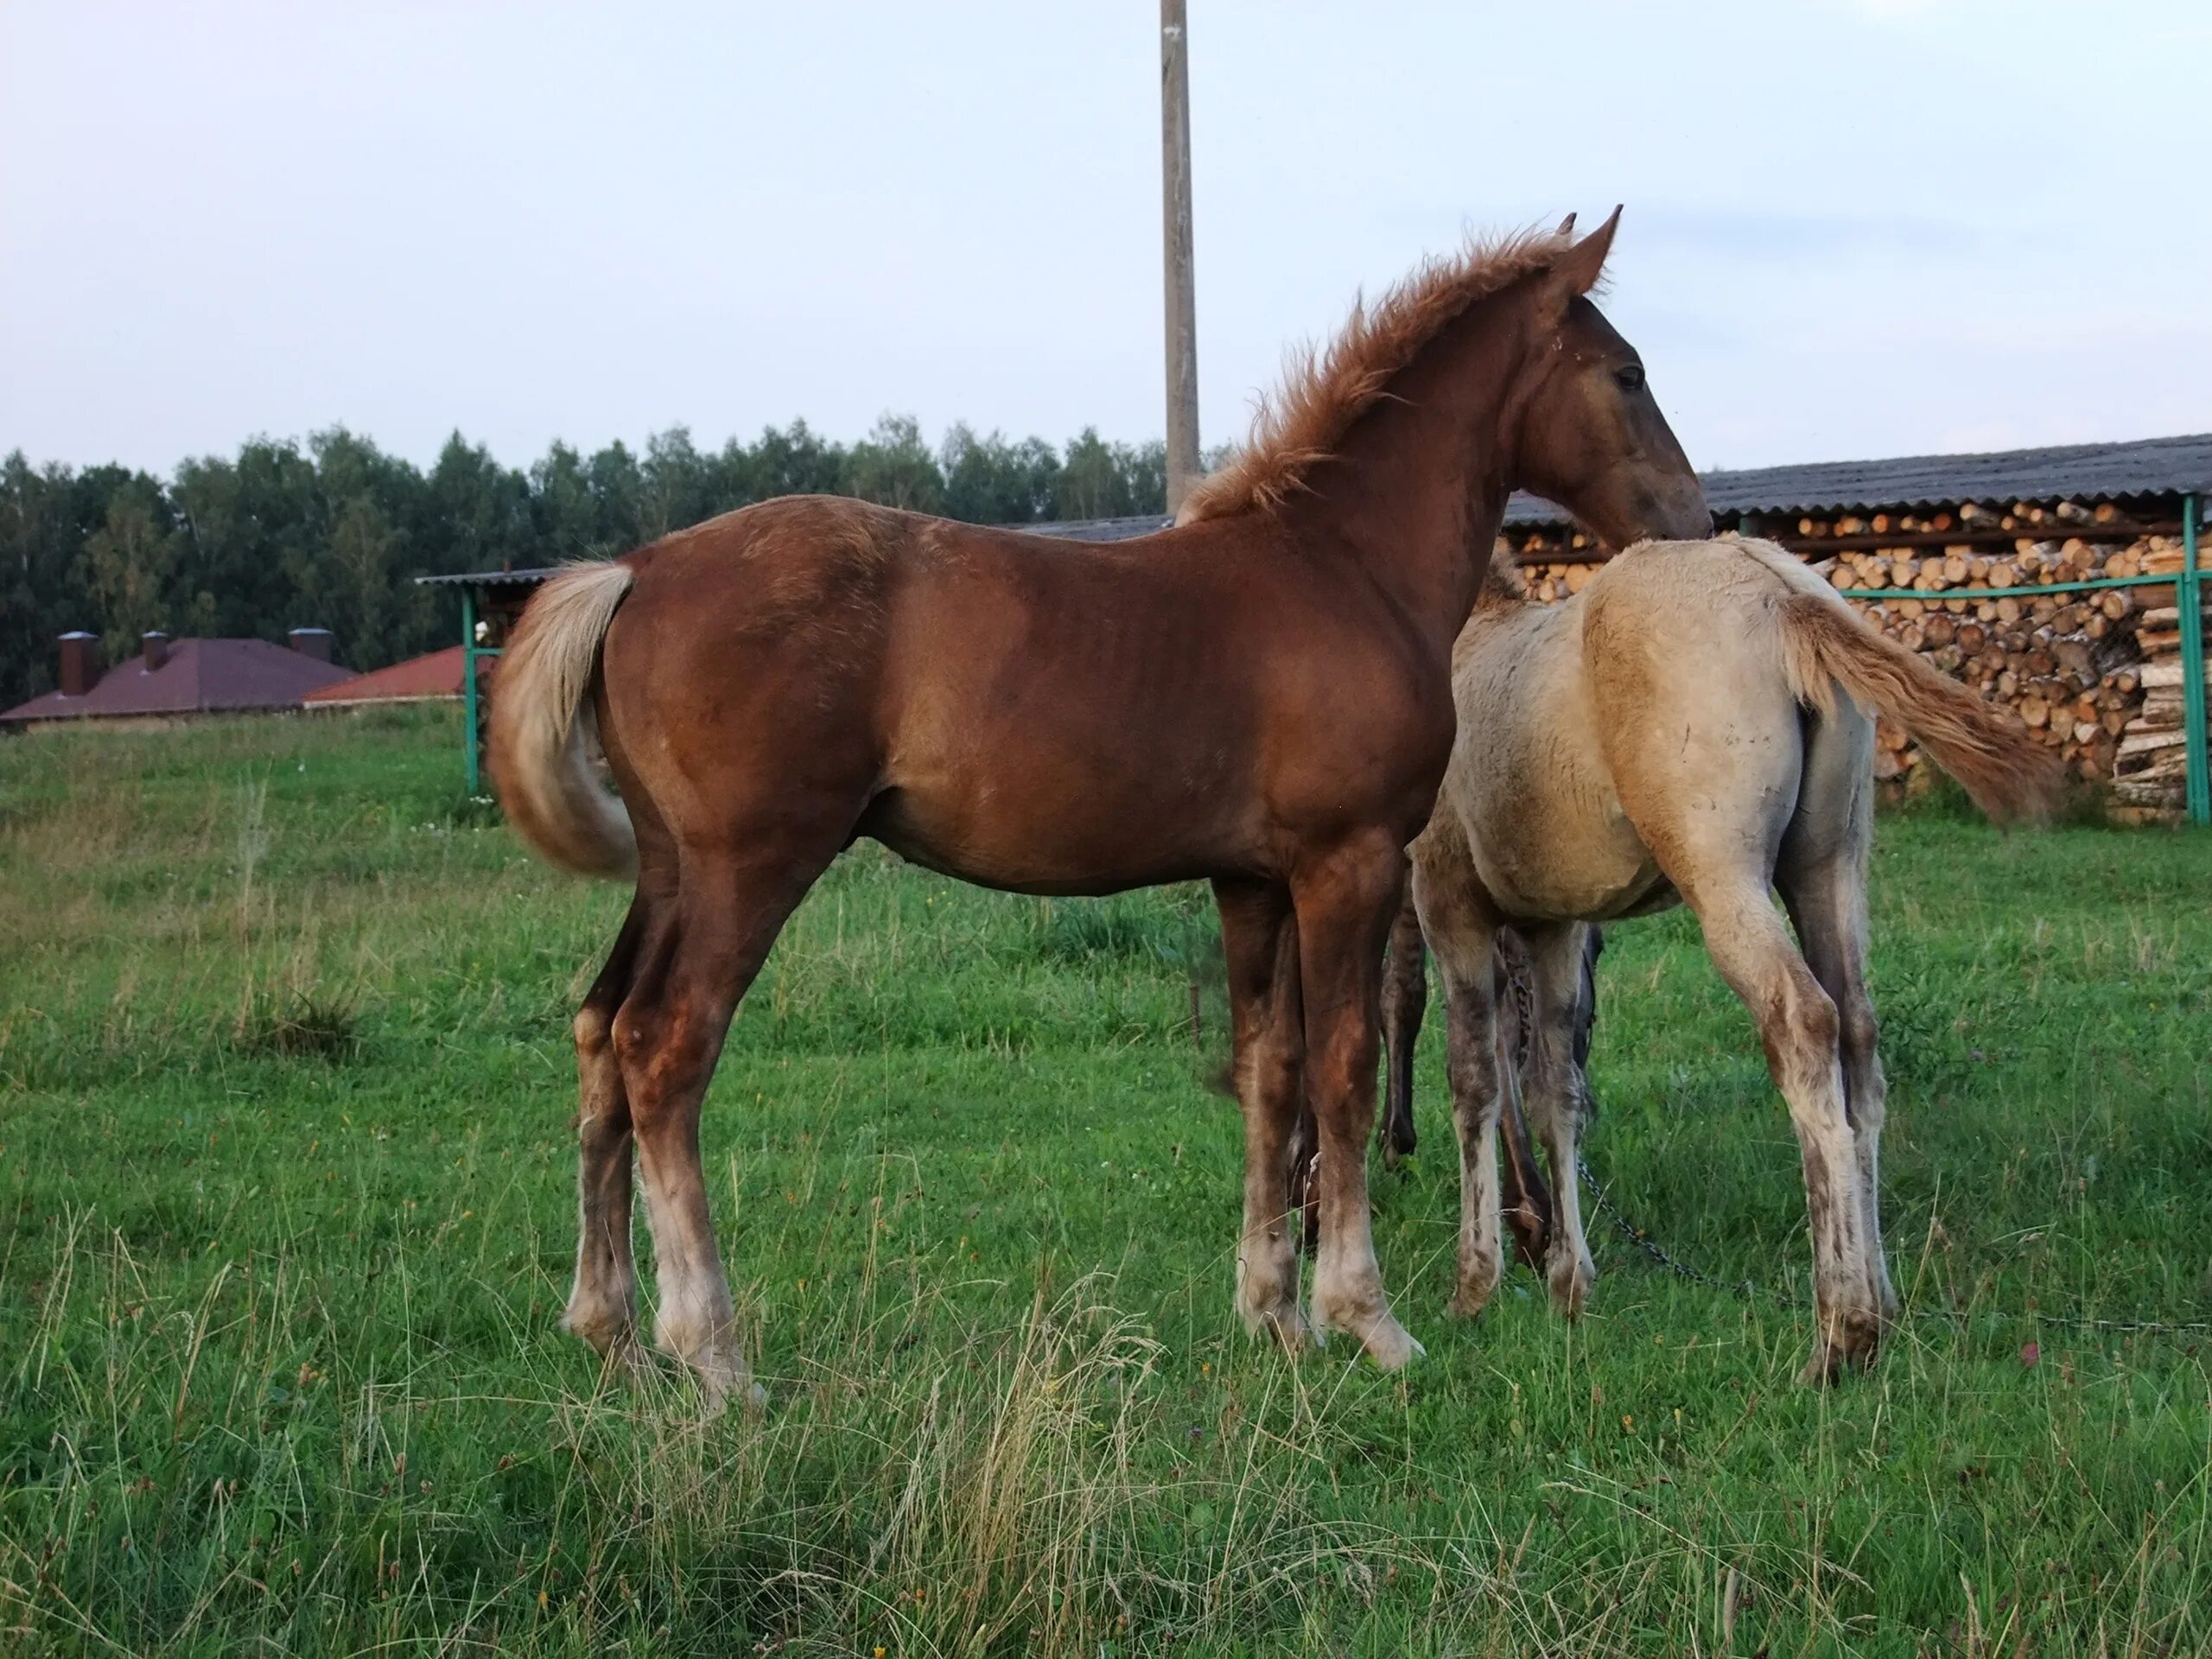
[1776,593,2065,824]
[487,560,639,878]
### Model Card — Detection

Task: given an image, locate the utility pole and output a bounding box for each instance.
[1160,0,1200,516]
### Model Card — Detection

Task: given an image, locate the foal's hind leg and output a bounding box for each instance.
[1519,921,1600,1318]
[564,896,653,1366]
[1215,876,1311,1351]
[1410,829,1510,1319]
[1378,878,1427,1170]
[1779,719,1899,1323]
[614,835,838,1409]
[1683,875,1879,1381]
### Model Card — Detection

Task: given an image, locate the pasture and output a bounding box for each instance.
[2,708,2209,1656]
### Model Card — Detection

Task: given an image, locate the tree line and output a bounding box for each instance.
[0,416,1179,706]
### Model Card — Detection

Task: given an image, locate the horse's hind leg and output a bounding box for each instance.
[615,832,840,1410]
[1779,715,1899,1323]
[1682,873,1878,1382]
[1377,877,1426,1169]
[563,896,653,1366]
[1519,920,1600,1317]
[1409,826,1510,1319]
[1215,876,1311,1350]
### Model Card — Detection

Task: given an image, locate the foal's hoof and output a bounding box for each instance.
[1447,1269,1501,1321]
[695,1369,770,1419]
[1797,1311,1885,1387]
[1360,1316,1426,1372]
[1319,1306,1424,1370]
[1546,1251,1596,1321]
[1238,1290,1316,1354]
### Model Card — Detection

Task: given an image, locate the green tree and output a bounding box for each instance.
[844,414,944,512]
[82,474,182,658]
[940,424,1059,524]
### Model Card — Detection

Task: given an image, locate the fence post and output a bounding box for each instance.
[462,585,482,797]
[2183,493,2209,825]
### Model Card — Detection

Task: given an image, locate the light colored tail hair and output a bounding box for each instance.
[486,560,639,878]
[1777,592,2065,824]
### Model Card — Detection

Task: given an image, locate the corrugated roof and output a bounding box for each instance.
[1,638,354,724]
[304,644,485,706]
[1657,432,2209,523]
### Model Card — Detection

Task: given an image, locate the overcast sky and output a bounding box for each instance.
[4,0,2208,480]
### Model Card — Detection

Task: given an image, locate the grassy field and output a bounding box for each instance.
[2,706,2209,1656]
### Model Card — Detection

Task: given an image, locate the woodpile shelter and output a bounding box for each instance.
[420,433,2209,823]
[0,628,352,729]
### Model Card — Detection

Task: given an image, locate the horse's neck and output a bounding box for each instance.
[1292,296,1536,646]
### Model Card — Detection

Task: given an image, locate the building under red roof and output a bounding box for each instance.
[1,631,353,727]
[303,644,488,708]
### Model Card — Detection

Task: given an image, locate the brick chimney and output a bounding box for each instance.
[288,627,333,662]
[143,631,170,672]
[58,632,99,697]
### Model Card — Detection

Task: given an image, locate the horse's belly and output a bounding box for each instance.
[1473,809,1673,924]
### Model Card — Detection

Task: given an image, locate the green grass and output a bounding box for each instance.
[2,706,2209,1656]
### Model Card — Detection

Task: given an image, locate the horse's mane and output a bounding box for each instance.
[1179,226,1574,524]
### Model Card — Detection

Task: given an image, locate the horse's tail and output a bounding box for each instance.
[1776,591,2064,824]
[486,560,639,878]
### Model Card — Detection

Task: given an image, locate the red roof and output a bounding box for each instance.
[1,639,354,724]
[304,645,490,705]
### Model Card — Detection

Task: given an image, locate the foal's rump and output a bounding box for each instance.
[1580,537,2063,844]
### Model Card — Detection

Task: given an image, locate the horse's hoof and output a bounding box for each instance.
[1348,1313,1424,1371]
[1799,1310,1883,1385]
[1546,1252,1596,1321]
[1447,1274,1499,1321]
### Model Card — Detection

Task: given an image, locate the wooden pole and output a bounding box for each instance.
[1160,0,1200,516]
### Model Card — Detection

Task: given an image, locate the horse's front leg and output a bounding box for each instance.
[1294,834,1422,1370]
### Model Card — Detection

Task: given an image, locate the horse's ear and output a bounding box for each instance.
[1551,205,1621,297]
[1554,212,1577,237]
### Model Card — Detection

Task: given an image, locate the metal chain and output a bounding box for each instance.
[1575,1154,2212,1342]
[1578,1155,1758,1302]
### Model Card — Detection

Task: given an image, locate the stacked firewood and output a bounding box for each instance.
[1500,502,2198,823]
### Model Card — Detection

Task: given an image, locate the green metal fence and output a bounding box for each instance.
[1836,490,2206,825]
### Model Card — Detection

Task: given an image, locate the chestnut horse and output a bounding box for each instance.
[489,211,1708,1407]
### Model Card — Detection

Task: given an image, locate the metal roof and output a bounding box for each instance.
[410,434,2212,588]
[1578,432,2210,525]
[1,638,355,724]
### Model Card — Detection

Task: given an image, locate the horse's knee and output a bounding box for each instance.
[575,1001,616,1065]
[1757,976,1842,1100]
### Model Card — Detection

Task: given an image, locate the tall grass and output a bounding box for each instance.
[2,709,2209,1654]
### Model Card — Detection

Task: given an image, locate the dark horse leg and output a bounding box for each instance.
[1377,875,1427,1169]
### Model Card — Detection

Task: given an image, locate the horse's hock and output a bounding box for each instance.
[1497,435,2210,825]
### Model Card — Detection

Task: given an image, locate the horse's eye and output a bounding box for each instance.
[1614,363,1646,393]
